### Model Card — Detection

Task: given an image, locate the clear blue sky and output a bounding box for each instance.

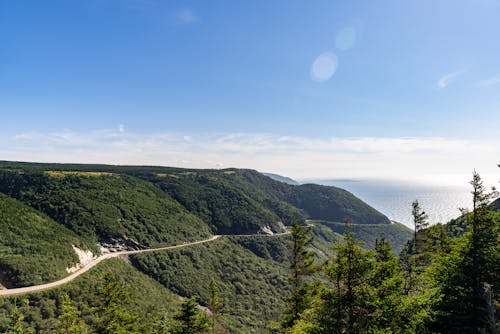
[1,0,499,181]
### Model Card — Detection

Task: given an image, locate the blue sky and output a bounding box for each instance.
[1,0,499,182]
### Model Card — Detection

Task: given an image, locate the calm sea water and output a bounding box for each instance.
[310,179,472,229]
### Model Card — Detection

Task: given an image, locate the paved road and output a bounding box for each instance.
[0,231,293,297]
[0,235,221,297]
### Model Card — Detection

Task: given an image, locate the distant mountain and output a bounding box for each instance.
[263,172,300,185]
[491,197,500,211]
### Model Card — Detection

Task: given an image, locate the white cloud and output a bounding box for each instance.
[118,124,125,133]
[477,73,500,87]
[3,129,499,185]
[176,9,197,23]
[437,70,465,89]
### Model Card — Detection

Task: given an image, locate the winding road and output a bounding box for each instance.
[0,235,221,297]
[0,231,292,297]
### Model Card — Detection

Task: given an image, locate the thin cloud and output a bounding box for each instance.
[437,70,465,89]
[3,129,499,184]
[477,73,500,87]
[176,9,197,23]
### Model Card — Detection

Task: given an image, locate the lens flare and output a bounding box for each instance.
[310,52,338,82]
[335,27,357,51]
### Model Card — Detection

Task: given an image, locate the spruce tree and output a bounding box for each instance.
[467,171,498,332]
[316,222,374,334]
[57,294,89,334]
[411,199,429,254]
[207,278,223,334]
[97,273,139,334]
[431,171,499,333]
[173,297,209,334]
[280,221,315,330]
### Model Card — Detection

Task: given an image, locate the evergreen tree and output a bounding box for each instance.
[411,199,429,254]
[324,224,374,333]
[172,297,209,334]
[402,200,430,294]
[371,238,402,332]
[57,294,89,334]
[430,171,499,333]
[152,312,173,334]
[280,221,315,331]
[207,278,223,334]
[97,273,139,334]
[6,299,34,334]
[289,222,375,334]
[467,171,498,333]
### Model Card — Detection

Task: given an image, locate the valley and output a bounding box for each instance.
[0,160,412,333]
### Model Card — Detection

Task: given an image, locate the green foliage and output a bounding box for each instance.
[285,184,390,225]
[411,199,429,253]
[0,161,422,333]
[0,170,212,247]
[322,224,375,333]
[285,229,436,334]
[0,193,92,287]
[131,237,289,333]
[230,235,290,262]
[0,161,392,236]
[171,297,209,334]
[207,278,223,334]
[312,220,413,254]
[57,294,90,334]
[428,172,499,333]
[0,259,183,333]
[5,300,34,334]
[97,272,139,334]
[280,222,315,331]
[142,171,298,234]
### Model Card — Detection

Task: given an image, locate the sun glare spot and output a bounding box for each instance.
[335,27,357,51]
[310,52,338,82]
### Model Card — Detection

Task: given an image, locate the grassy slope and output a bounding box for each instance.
[0,259,182,333]
[0,193,94,288]
[0,169,211,247]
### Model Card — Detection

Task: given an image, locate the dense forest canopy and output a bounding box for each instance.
[0,161,497,333]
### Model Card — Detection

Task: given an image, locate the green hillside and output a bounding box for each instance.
[313,220,413,254]
[0,160,415,333]
[285,183,390,224]
[0,194,93,288]
[0,259,183,333]
[0,162,393,236]
[131,236,290,333]
[0,169,212,247]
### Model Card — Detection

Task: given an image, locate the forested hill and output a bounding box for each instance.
[0,161,390,236]
[0,161,413,333]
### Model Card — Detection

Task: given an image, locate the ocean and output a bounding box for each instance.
[309,179,473,229]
